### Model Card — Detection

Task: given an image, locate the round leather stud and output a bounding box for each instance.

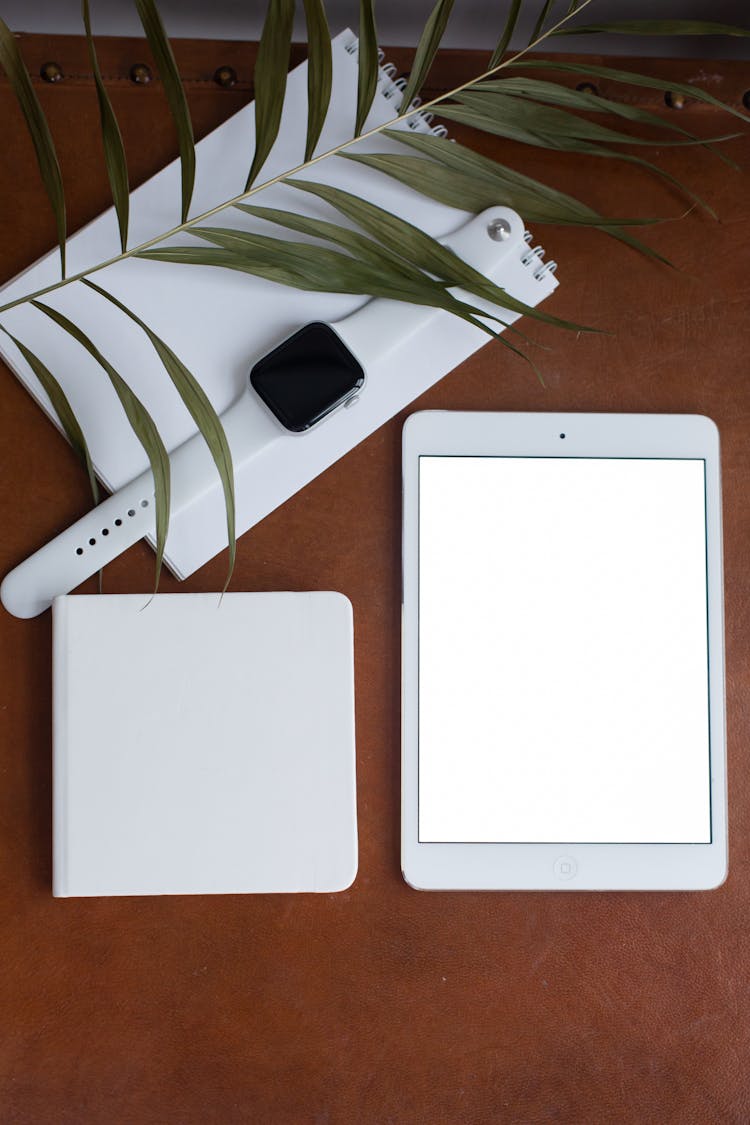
[40,61,64,83]
[129,63,153,85]
[214,65,238,89]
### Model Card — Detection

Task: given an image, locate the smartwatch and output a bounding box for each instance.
[250,320,364,432]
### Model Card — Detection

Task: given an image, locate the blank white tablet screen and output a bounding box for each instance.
[418,457,711,844]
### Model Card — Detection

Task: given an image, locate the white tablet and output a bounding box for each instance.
[402,412,726,890]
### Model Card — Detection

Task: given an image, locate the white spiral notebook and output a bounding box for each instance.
[0,30,558,579]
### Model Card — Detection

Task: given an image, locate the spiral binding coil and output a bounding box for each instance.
[522,230,558,282]
[344,34,449,138]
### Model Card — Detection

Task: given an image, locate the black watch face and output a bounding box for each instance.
[250,322,365,433]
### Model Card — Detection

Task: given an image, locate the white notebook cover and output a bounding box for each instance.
[0,31,557,579]
[52,592,357,897]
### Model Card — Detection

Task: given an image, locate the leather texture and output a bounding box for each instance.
[0,34,748,1125]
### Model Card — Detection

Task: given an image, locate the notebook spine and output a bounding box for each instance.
[343,36,448,137]
[52,596,69,897]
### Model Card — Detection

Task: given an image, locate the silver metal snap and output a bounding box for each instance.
[487,218,511,241]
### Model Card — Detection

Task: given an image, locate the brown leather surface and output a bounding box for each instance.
[1,35,749,1125]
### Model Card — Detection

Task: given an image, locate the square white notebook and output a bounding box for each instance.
[52,592,357,897]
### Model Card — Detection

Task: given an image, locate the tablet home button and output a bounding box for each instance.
[553,856,578,880]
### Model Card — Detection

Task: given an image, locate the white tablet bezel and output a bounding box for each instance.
[401,411,726,891]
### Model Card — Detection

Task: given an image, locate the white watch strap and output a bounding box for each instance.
[0,392,281,619]
[2,469,159,619]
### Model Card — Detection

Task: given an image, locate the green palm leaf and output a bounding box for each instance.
[302,0,333,161]
[0,325,98,502]
[356,149,562,227]
[451,88,738,167]
[509,59,750,125]
[529,0,557,44]
[234,201,435,284]
[483,76,740,166]
[471,82,738,146]
[31,300,171,590]
[189,227,502,331]
[134,0,195,221]
[399,0,455,113]
[492,331,545,385]
[140,231,507,335]
[237,198,572,352]
[381,129,627,220]
[355,0,379,136]
[82,280,236,590]
[143,236,548,375]
[0,17,66,276]
[352,132,674,265]
[246,0,295,188]
[490,0,523,67]
[556,19,750,38]
[436,97,715,216]
[240,195,539,349]
[139,241,357,289]
[347,176,668,271]
[286,178,595,332]
[82,0,129,252]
